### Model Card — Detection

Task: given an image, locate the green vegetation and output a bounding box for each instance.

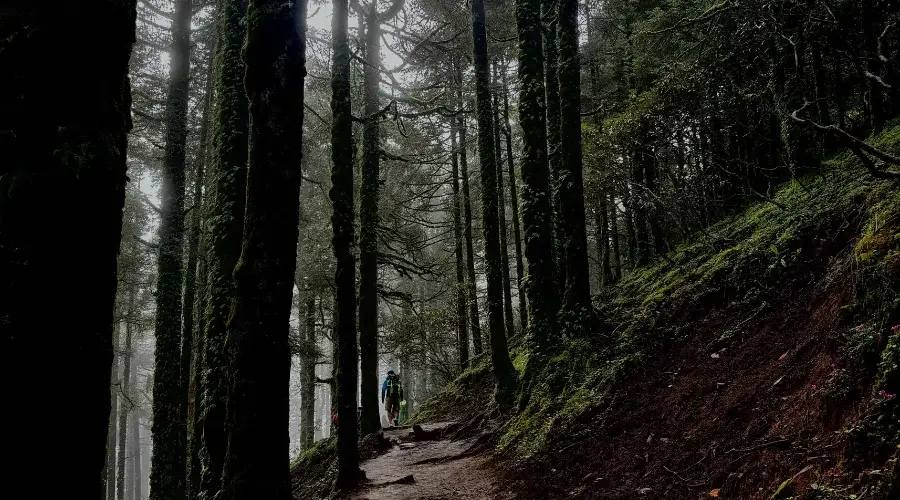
[419,123,900,478]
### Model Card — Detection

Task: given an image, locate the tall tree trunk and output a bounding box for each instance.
[358,1,384,437]
[513,0,560,406]
[184,51,213,499]
[117,291,136,500]
[471,0,517,405]
[149,0,192,497]
[831,50,847,130]
[595,205,612,287]
[457,68,483,356]
[608,192,621,281]
[492,63,516,339]
[331,0,361,486]
[862,1,885,133]
[501,72,527,334]
[623,183,637,269]
[451,111,470,369]
[301,295,317,450]
[1,3,135,494]
[645,152,667,256]
[810,44,832,127]
[556,0,592,334]
[199,0,250,496]
[542,0,564,295]
[107,326,121,500]
[131,358,142,500]
[219,0,307,498]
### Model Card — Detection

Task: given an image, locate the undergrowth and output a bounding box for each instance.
[437,123,900,495]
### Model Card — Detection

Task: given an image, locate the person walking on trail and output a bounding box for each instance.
[382,370,404,427]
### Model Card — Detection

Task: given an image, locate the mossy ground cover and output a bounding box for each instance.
[445,123,900,498]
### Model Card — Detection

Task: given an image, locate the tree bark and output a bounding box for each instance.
[810,44,832,127]
[542,0,564,295]
[301,295,317,450]
[184,49,213,499]
[199,0,249,496]
[608,191,621,281]
[456,68,483,356]
[645,152,667,256]
[450,105,470,370]
[358,0,388,437]
[514,0,559,406]
[0,0,134,494]
[492,63,516,340]
[117,291,136,500]
[107,326,120,500]
[862,1,885,133]
[131,358,143,500]
[219,0,307,498]
[149,0,192,497]
[501,69,528,334]
[556,0,593,334]
[471,0,517,405]
[331,0,361,487]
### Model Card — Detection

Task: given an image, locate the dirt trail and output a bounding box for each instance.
[351,422,509,500]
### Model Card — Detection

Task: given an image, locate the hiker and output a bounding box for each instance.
[381,370,404,427]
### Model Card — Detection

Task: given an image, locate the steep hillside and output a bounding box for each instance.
[417,125,900,499]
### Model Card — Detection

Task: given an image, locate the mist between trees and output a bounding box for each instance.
[4,0,899,498]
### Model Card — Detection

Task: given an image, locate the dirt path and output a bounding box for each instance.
[350,422,509,500]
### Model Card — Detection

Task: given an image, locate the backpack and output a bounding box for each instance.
[387,374,402,398]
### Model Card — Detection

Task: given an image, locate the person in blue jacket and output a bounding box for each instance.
[381,370,404,426]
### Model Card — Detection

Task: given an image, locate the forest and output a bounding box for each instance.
[4,0,900,499]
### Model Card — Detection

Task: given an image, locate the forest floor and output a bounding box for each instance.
[349,421,508,500]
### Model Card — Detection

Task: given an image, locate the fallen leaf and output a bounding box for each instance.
[773,376,784,386]
[778,351,788,361]
[711,353,720,359]
[709,489,720,497]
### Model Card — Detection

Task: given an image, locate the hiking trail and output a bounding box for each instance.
[350,421,510,500]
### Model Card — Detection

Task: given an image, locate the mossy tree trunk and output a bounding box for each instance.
[501,69,528,333]
[451,112,470,370]
[456,62,483,356]
[0,7,136,496]
[470,0,517,405]
[149,0,192,497]
[492,62,516,340]
[219,0,307,498]
[331,0,361,486]
[542,0,564,296]
[199,0,249,497]
[184,50,213,499]
[514,0,559,406]
[556,0,593,335]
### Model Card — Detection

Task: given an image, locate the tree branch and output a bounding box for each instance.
[790,102,900,180]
